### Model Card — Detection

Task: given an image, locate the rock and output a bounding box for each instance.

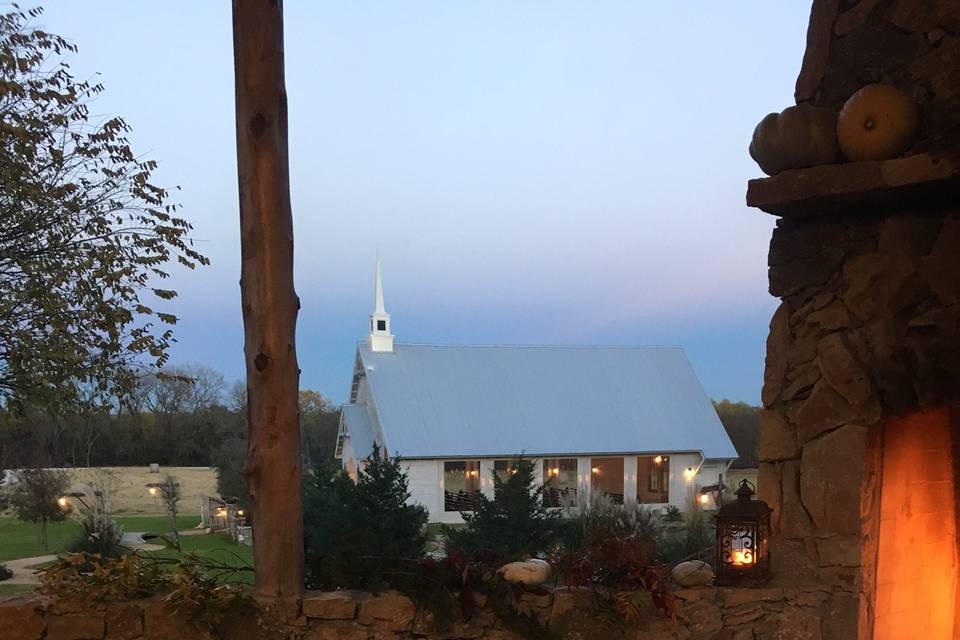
[46,613,105,640]
[721,588,785,608]
[834,0,882,35]
[723,604,765,626]
[785,587,829,608]
[518,589,552,609]
[842,252,917,322]
[781,366,821,403]
[887,0,960,32]
[762,303,791,407]
[795,380,860,443]
[672,588,718,603]
[924,216,960,305]
[307,621,373,640]
[774,606,822,640]
[800,425,868,535]
[413,609,487,639]
[496,559,550,586]
[820,593,858,640]
[671,561,714,588]
[779,460,813,537]
[549,588,611,638]
[105,603,142,640]
[677,599,723,640]
[0,598,46,640]
[794,0,840,101]
[817,334,881,423]
[805,301,850,332]
[302,591,358,620]
[142,598,214,640]
[769,249,844,298]
[878,215,941,256]
[815,535,860,567]
[756,462,782,531]
[758,410,799,462]
[769,539,819,587]
[356,591,415,631]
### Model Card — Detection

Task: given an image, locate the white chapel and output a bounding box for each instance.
[335,260,738,524]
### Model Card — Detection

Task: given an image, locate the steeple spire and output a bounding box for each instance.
[374,255,386,315]
[369,255,394,352]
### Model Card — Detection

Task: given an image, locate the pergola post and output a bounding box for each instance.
[231,0,304,600]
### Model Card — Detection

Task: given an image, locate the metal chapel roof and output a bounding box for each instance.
[351,342,737,460]
[341,403,376,460]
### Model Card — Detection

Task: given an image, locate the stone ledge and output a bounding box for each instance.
[746,153,960,218]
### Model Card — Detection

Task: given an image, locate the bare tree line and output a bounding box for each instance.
[0,364,339,474]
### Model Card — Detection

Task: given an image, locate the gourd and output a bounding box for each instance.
[749,103,841,176]
[836,84,918,162]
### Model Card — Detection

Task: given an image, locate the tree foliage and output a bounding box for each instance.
[303,444,428,590]
[713,399,760,469]
[6,466,70,549]
[444,457,560,561]
[0,6,207,412]
[0,362,339,481]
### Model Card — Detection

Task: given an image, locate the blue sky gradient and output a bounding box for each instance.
[40,2,811,404]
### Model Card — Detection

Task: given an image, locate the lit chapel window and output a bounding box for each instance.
[444,460,481,512]
[543,458,577,508]
[637,455,670,504]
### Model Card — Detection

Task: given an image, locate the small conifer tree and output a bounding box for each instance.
[444,457,560,560]
[303,444,428,589]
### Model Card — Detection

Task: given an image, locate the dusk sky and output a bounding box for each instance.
[41,2,811,405]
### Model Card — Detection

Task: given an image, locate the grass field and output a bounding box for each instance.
[145,533,254,584]
[0,583,34,597]
[62,466,219,514]
[0,515,203,563]
[0,515,252,592]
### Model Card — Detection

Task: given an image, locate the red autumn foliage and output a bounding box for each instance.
[555,532,675,617]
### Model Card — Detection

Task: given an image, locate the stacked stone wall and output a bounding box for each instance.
[0,585,848,640]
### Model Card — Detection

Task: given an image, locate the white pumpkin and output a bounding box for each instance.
[749,103,841,176]
[497,559,551,586]
[671,560,714,587]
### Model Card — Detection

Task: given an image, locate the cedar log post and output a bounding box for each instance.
[231,0,304,599]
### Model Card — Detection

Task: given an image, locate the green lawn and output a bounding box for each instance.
[145,533,254,584]
[0,515,202,563]
[0,583,36,597]
[1,515,253,587]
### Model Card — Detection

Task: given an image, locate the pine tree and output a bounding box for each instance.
[445,457,560,560]
[303,445,428,589]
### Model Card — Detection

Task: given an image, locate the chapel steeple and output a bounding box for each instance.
[369,256,394,352]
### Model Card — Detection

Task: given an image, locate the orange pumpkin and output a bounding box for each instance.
[837,84,918,162]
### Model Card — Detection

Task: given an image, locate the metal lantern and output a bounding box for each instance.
[714,479,771,586]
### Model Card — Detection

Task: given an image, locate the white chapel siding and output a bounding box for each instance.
[402,459,441,522]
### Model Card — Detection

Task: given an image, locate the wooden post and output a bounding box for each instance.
[231,0,303,599]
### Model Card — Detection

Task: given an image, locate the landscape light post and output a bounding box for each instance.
[146,477,181,551]
[232,0,304,601]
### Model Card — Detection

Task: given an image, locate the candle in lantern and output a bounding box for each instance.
[732,550,754,566]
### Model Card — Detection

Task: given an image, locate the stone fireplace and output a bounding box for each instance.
[748,2,960,638]
[753,207,960,639]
